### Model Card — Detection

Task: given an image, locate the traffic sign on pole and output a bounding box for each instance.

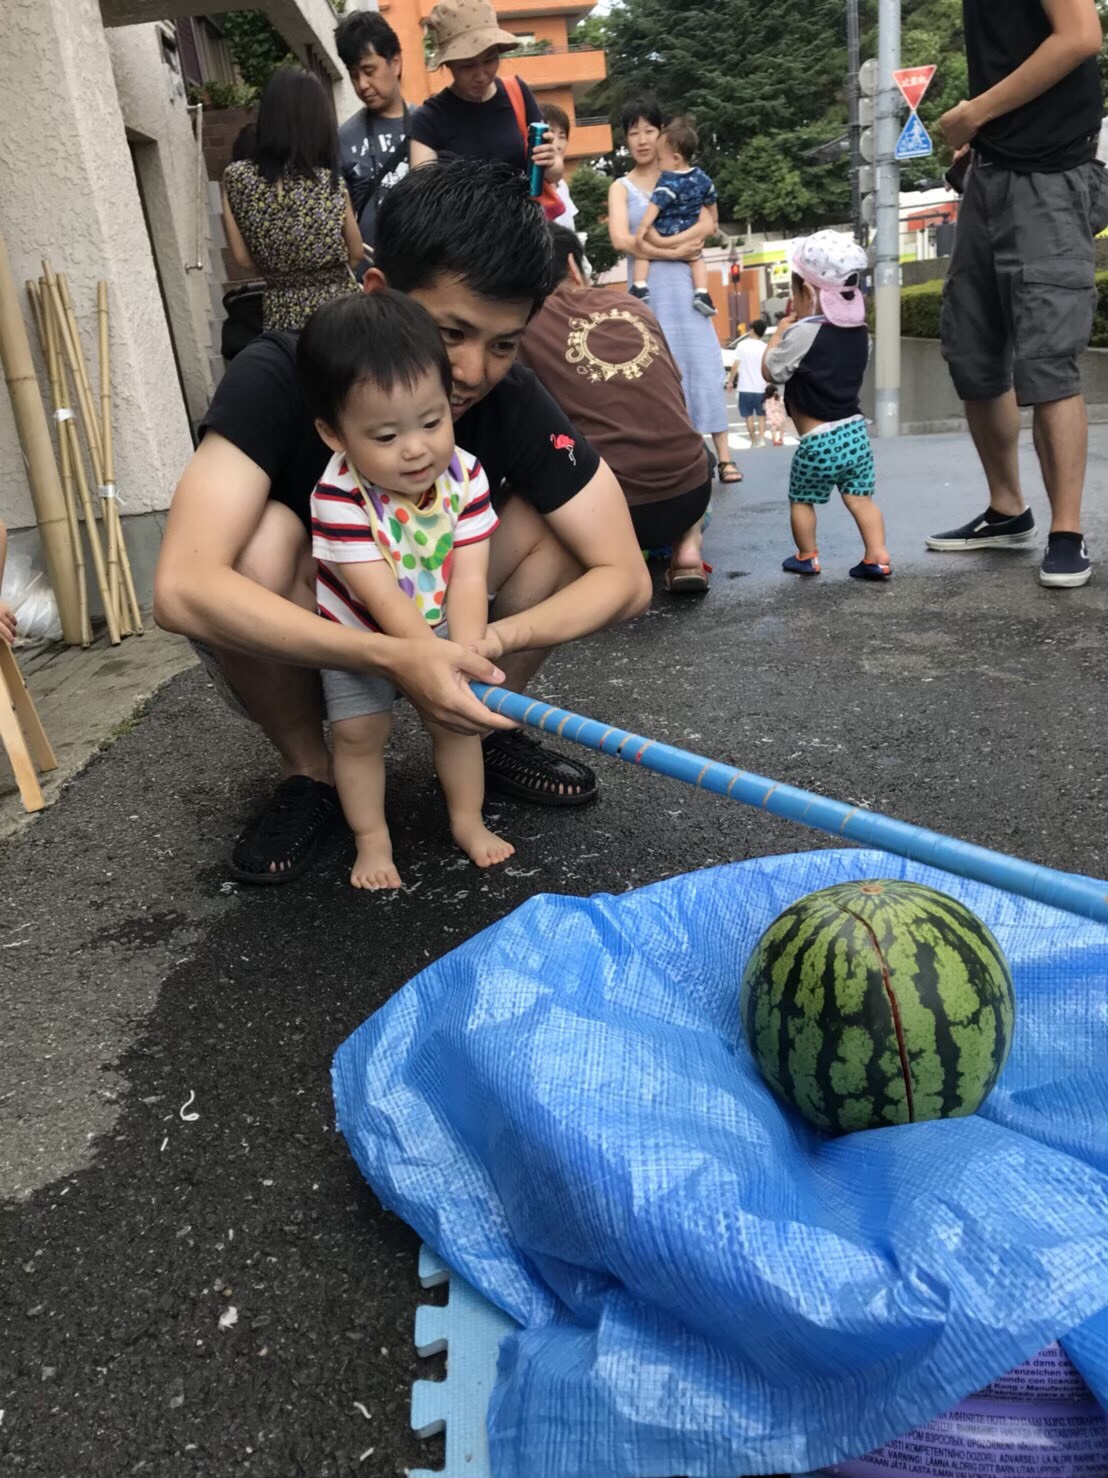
[895,112,933,161]
[893,64,936,112]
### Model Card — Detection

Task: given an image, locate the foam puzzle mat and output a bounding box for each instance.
[409,1246,821,1478]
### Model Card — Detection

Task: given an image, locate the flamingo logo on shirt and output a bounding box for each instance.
[551,433,577,466]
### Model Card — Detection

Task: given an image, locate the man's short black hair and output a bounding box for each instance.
[297,291,452,431]
[751,319,767,338]
[375,159,555,316]
[335,10,401,69]
[620,95,664,139]
[541,103,571,136]
[550,224,585,283]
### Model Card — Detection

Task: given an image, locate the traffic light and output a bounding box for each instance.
[729,262,742,286]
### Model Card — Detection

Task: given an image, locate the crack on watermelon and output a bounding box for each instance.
[842,905,915,1123]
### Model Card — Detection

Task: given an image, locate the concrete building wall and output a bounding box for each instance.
[106,23,215,425]
[0,0,194,535]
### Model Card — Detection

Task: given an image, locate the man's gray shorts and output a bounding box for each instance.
[941,157,1108,406]
[191,623,453,726]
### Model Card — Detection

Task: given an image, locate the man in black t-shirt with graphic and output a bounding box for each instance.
[929,0,1106,588]
[335,11,410,247]
[154,161,651,884]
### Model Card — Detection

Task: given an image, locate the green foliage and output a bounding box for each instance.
[716,131,851,234]
[222,12,295,93]
[897,274,1108,344]
[187,79,258,110]
[569,13,609,51]
[899,280,944,339]
[583,0,980,229]
[882,0,968,188]
[567,166,620,279]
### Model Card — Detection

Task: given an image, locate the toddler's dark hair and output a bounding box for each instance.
[663,116,699,162]
[298,291,452,430]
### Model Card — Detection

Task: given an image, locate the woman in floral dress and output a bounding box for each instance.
[223,69,364,332]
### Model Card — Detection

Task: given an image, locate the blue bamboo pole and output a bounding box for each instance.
[474,685,1108,926]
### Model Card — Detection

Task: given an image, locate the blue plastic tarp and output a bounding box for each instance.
[332,849,1108,1478]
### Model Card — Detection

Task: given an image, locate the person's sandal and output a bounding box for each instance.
[664,561,711,594]
[783,552,821,576]
[229,776,340,885]
[849,560,892,581]
[483,730,598,808]
[717,461,743,484]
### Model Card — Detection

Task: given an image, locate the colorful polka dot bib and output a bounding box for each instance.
[351,460,466,626]
[311,449,498,634]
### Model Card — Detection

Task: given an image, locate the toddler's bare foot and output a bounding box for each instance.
[452,816,515,870]
[350,829,402,891]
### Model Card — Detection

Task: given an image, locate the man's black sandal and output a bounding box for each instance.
[229,776,340,885]
[483,731,598,808]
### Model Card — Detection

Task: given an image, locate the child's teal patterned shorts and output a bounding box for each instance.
[788,416,876,505]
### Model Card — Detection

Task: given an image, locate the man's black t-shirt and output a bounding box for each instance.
[965,0,1103,172]
[199,332,600,528]
[408,78,541,172]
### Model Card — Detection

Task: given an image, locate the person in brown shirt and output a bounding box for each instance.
[518,225,713,592]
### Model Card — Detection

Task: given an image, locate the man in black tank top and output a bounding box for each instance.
[928,0,1107,589]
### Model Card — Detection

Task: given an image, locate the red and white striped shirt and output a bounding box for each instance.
[311,448,497,631]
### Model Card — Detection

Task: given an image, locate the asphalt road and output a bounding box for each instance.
[1,429,1106,1478]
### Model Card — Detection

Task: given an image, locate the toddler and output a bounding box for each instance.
[763,231,892,581]
[631,117,718,318]
[299,291,514,891]
[764,385,787,447]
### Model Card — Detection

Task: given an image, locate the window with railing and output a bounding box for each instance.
[503,41,604,56]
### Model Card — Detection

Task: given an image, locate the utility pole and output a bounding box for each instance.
[846,0,862,243]
[875,0,901,439]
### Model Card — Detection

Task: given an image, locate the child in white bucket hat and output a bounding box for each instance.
[763,230,892,581]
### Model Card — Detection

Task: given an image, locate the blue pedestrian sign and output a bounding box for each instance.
[895,112,933,161]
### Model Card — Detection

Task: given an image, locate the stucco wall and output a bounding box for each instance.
[0,0,194,534]
[106,23,214,424]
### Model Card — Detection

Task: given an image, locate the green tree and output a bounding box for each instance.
[584,0,855,231]
[568,13,609,51]
[871,0,968,187]
[222,12,295,94]
[568,166,621,279]
[582,0,977,231]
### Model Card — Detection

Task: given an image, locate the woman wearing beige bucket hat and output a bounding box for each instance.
[409,0,560,189]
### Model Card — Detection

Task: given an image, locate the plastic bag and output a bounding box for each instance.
[333,849,1108,1478]
[0,551,62,644]
[822,1342,1108,1477]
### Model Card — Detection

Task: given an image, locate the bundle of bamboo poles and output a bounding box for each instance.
[0,232,81,646]
[24,263,143,646]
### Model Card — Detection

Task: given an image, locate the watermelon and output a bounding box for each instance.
[740,880,1015,1135]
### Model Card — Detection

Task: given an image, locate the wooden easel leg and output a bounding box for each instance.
[0,652,46,812]
[0,643,57,776]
